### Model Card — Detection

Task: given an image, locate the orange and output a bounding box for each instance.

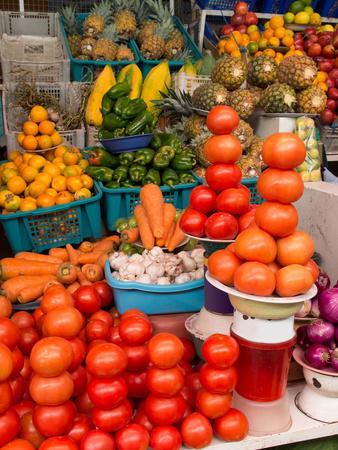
[4,194,21,212]
[268,36,280,47]
[50,131,63,146]
[80,174,94,190]
[263,28,274,39]
[55,145,68,158]
[71,164,83,175]
[46,188,58,198]
[317,81,328,91]
[258,38,268,50]
[275,53,284,64]
[71,147,81,154]
[36,193,55,208]
[249,30,261,42]
[9,150,21,162]
[255,50,263,57]
[3,162,17,170]
[53,157,63,164]
[45,149,56,162]
[55,191,74,205]
[66,176,83,193]
[37,135,53,150]
[30,105,48,123]
[78,159,89,171]
[17,133,25,146]
[43,163,61,178]
[35,172,52,187]
[63,151,79,166]
[282,35,294,47]
[274,27,286,39]
[74,188,91,200]
[294,49,304,55]
[21,166,38,183]
[2,168,18,183]
[62,166,79,178]
[51,175,67,192]
[38,120,55,136]
[232,30,243,45]
[55,162,66,172]
[231,49,241,58]
[7,175,27,195]
[0,190,12,207]
[13,155,23,167]
[29,155,46,170]
[22,135,38,151]
[18,163,28,174]
[269,15,284,30]
[29,181,47,198]
[20,198,37,212]
[317,71,328,82]
[23,153,33,163]
[241,34,250,46]
[285,29,294,37]
[23,121,39,136]
[224,38,238,53]
[263,48,276,57]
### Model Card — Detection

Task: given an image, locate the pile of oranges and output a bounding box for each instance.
[0,146,94,213]
[17,105,63,151]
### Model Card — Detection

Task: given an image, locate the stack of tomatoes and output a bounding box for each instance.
[180,106,257,240]
[209,132,319,297]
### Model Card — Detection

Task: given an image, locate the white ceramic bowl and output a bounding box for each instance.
[185,307,233,341]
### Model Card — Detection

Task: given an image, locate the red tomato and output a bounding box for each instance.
[178,360,193,377]
[238,209,256,232]
[234,261,276,296]
[68,414,93,443]
[208,249,242,286]
[123,371,148,398]
[29,372,74,406]
[9,375,25,404]
[86,319,110,342]
[30,336,73,377]
[181,412,213,449]
[33,401,76,437]
[39,436,78,450]
[0,342,13,381]
[200,363,237,394]
[180,338,196,362]
[133,409,153,432]
[257,168,304,203]
[304,259,319,282]
[120,309,147,321]
[196,389,232,419]
[41,285,73,313]
[92,281,113,308]
[145,394,186,426]
[150,425,182,450]
[277,230,314,266]
[180,385,196,408]
[120,344,149,372]
[11,312,35,329]
[186,372,202,393]
[146,366,185,397]
[0,408,20,446]
[276,264,314,297]
[91,310,113,327]
[234,227,277,264]
[18,327,39,355]
[189,186,217,214]
[179,209,207,238]
[20,357,32,380]
[75,392,94,415]
[68,337,86,371]
[80,430,115,450]
[214,408,249,441]
[86,343,127,378]
[10,347,24,379]
[73,286,101,316]
[148,333,184,369]
[262,133,306,169]
[119,316,152,346]
[0,296,12,319]
[32,308,44,323]
[109,326,123,345]
[88,376,128,409]
[115,424,149,450]
[205,212,239,240]
[20,411,44,448]
[0,381,13,414]
[206,105,240,135]
[205,164,242,193]
[13,400,34,418]
[204,134,242,164]
[0,318,19,350]
[202,334,239,369]
[1,439,35,450]
[216,188,250,216]
[43,306,84,339]
[92,399,133,432]
[237,184,251,201]
[255,202,298,238]
[70,365,87,397]
[87,340,106,352]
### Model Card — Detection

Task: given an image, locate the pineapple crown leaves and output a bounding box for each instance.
[99,23,127,43]
[146,0,174,24]
[152,87,193,117]
[61,4,80,35]
[171,46,190,61]
[90,0,113,20]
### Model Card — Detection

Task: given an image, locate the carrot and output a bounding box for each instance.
[43,280,61,293]
[92,239,115,254]
[49,248,69,262]
[1,275,57,302]
[167,220,186,252]
[78,252,102,265]
[157,203,176,247]
[165,221,175,248]
[56,263,78,285]
[67,282,80,295]
[134,204,155,250]
[96,252,110,269]
[78,241,94,253]
[121,228,139,244]
[76,267,92,286]
[0,259,60,281]
[15,252,63,264]
[66,244,80,266]
[18,283,48,304]
[82,264,103,282]
[140,184,164,238]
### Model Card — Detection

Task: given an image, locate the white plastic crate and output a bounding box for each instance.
[173,72,211,96]
[0,12,59,37]
[86,124,102,148]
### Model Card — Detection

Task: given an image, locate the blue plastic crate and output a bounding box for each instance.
[197,0,256,10]
[100,173,201,231]
[318,0,338,18]
[60,13,140,82]
[105,261,205,314]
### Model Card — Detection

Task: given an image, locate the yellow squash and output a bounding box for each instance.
[117,64,143,99]
[141,61,171,111]
[179,59,197,76]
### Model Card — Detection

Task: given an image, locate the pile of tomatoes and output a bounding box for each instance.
[209,132,319,297]
[180,106,257,241]
[0,280,248,449]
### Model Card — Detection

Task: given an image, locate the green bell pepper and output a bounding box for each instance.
[88,147,119,168]
[121,179,138,188]
[114,97,131,116]
[102,113,127,131]
[121,98,147,119]
[150,133,162,150]
[86,166,114,183]
[115,218,129,232]
[101,93,114,116]
[158,145,175,160]
[98,129,115,140]
[119,243,140,256]
[179,172,195,184]
[181,147,196,159]
[152,152,170,170]
[128,217,137,228]
[159,133,183,153]
[162,168,179,187]
[118,152,135,166]
[113,165,129,182]
[105,180,120,189]
[129,164,147,183]
[112,128,126,138]
[107,82,131,100]
[170,155,195,171]
[133,148,155,165]
[142,168,161,186]
[125,111,153,136]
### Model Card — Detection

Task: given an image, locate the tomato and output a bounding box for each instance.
[0,381,13,414]
[70,365,87,397]
[268,261,281,274]
[206,105,240,135]
[92,281,113,308]
[180,338,196,362]
[180,385,196,408]
[123,371,148,398]
[43,306,84,339]
[86,343,127,378]
[11,312,35,329]
[73,286,101,315]
[206,164,242,193]
[32,308,44,323]
[39,436,78,450]
[68,414,93,443]
[30,336,73,377]
[20,412,45,448]
[178,360,193,376]
[257,168,304,204]
[92,399,133,432]
[277,230,314,266]
[86,319,110,341]
[237,184,251,201]
[208,249,242,286]
[145,394,186,426]
[10,347,24,379]
[13,400,34,418]
[0,342,13,381]
[238,209,256,232]
[88,376,128,409]
[2,439,36,450]
[0,296,12,318]
[181,412,213,449]
[0,318,19,350]
[262,133,306,169]
[150,425,182,450]
[109,326,123,345]
[304,259,319,282]
[179,209,207,238]
[196,389,232,419]
[255,201,298,238]
[133,409,153,432]
[205,212,239,240]
[214,408,249,441]
[18,327,39,355]
[148,333,184,369]
[20,357,32,380]
[68,337,86,371]
[120,344,149,372]
[9,375,25,404]
[75,392,94,415]
[189,186,217,215]
[29,371,74,405]
[33,401,76,437]
[115,424,149,450]
[119,316,152,346]
[41,285,73,313]
[202,334,239,369]
[276,264,313,297]
[200,363,237,394]
[204,135,242,164]
[146,366,184,397]
[226,242,236,253]
[234,261,276,296]
[216,188,250,216]
[91,310,113,327]
[186,372,202,393]
[0,408,20,446]
[80,430,115,450]
[120,309,147,321]
[87,340,106,352]
[234,227,277,264]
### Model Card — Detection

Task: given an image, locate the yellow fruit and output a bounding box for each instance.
[258,38,268,50]
[282,35,294,47]
[43,163,61,178]
[0,190,12,207]
[71,146,81,154]
[7,176,27,195]
[294,49,305,55]
[53,157,63,164]
[22,135,38,151]
[3,162,16,170]
[36,193,56,208]
[310,13,321,25]
[45,149,56,162]
[55,162,66,172]
[274,27,286,39]
[4,194,21,212]
[117,64,143,99]
[247,25,258,33]
[37,135,53,150]
[241,34,250,46]
[55,145,68,158]
[268,36,280,47]
[20,198,37,212]
[294,12,310,25]
[231,49,241,58]
[264,22,270,29]
[74,188,92,200]
[80,174,94,190]
[232,30,242,45]
[50,131,63,146]
[23,121,39,136]
[63,151,79,166]
[63,166,79,178]
[35,172,52,187]
[72,165,83,175]
[263,48,276,57]
[30,105,48,123]
[29,181,47,198]
[52,175,67,192]
[9,151,21,162]
[317,71,328,82]
[29,155,46,170]
[269,16,284,30]
[66,176,83,193]
[317,81,328,91]
[275,53,284,64]
[38,120,55,136]
[13,155,23,167]
[285,29,294,37]
[2,168,18,183]
[46,188,58,198]
[141,60,171,111]
[55,191,74,205]
[264,28,274,39]
[78,159,89,170]
[249,31,261,42]
[18,163,28,174]
[224,38,238,54]
[86,65,116,127]
[23,153,33,163]
[17,133,25,146]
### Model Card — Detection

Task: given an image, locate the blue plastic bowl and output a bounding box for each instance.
[101,134,153,153]
[12,301,40,311]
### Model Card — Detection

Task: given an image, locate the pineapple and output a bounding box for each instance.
[278,55,317,90]
[92,24,119,61]
[248,86,263,106]
[233,120,254,150]
[140,16,175,60]
[80,37,96,58]
[192,82,229,111]
[83,0,112,38]
[260,83,297,113]
[164,36,184,59]
[137,20,157,44]
[191,130,212,167]
[247,55,277,88]
[184,115,207,140]
[238,136,264,178]
[116,44,135,61]
[229,89,256,120]
[297,85,327,114]
[112,0,137,39]
[153,88,194,119]
[211,56,247,91]
[61,4,82,57]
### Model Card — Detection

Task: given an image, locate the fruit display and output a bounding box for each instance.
[294,117,322,181]
[284,1,321,26]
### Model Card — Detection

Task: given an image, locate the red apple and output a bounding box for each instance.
[308,43,322,57]
[295,32,303,39]
[329,68,338,80]
[295,43,304,50]
[308,35,319,43]
[326,78,335,88]
[332,34,338,49]
[328,87,338,100]
[234,1,249,14]
[231,13,245,26]
[318,34,333,47]
[221,24,235,36]
[244,12,258,26]
[322,44,335,59]
[321,109,335,125]
[305,27,317,35]
[326,99,336,111]
[319,59,335,72]
[236,24,247,34]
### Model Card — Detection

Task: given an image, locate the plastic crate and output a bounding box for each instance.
[2,82,86,152]
[318,0,338,18]
[101,173,201,231]
[0,11,59,36]
[197,0,256,10]
[173,72,211,96]
[0,180,103,254]
[60,13,140,82]
[105,261,205,315]
[86,124,100,148]
[137,17,202,77]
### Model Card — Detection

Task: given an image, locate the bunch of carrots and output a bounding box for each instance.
[0,235,119,304]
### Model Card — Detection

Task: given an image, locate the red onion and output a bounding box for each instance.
[311,297,320,317]
[336,326,338,342]
[305,343,330,369]
[328,340,337,352]
[307,319,335,343]
[318,288,338,323]
[331,348,338,372]
[297,325,310,350]
[295,299,312,318]
[316,271,330,293]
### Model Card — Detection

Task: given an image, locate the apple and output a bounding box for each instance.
[322,44,335,59]
[332,34,338,49]
[320,109,335,125]
[328,87,338,100]
[308,34,319,43]
[236,24,248,34]
[305,27,317,35]
[231,13,245,26]
[244,12,258,26]
[329,68,338,80]
[318,34,333,47]
[326,78,335,88]
[295,43,304,50]
[221,24,235,35]
[308,43,322,57]
[326,99,336,111]
[319,59,335,72]
[234,1,249,14]
[295,32,303,39]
